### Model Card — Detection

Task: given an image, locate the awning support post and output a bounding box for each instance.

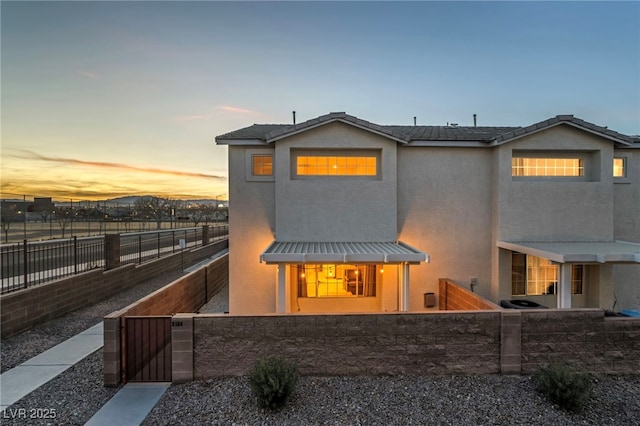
[276,264,287,313]
[398,262,410,312]
[558,263,572,309]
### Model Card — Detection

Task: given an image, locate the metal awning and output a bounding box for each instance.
[497,240,640,264]
[260,241,429,264]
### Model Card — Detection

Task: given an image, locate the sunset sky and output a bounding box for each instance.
[2,1,639,201]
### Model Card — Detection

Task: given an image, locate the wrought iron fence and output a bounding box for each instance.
[1,236,104,294]
[120,227,203,266]
[0,225,228,294]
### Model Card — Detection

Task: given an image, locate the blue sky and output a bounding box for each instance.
[2,1,639,200]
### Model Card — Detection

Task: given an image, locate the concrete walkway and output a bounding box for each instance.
[85,382,170,426]
[0,323,104,411]
[0,253,228,421]
[0,321,171,424]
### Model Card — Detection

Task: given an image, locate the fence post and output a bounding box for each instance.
[23,239,28,289]
[105,234,121,270]
[138,235,142,264]
[202,225,210,246]
[73,236,78,275]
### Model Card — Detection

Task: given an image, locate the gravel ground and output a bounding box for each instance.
[2,269,640,425]
[143,374,640,426]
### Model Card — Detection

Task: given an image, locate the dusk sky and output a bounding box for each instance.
[2,1,639,201]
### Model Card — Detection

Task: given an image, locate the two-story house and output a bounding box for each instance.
[216,112,639,315]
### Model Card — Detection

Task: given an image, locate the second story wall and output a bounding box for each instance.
[495,125,615,242]
[614,149,640,242]
[274,122,398,242]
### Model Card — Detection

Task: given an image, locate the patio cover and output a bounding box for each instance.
[497,240,640,264]
[260,241,429,264]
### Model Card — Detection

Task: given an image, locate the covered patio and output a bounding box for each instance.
[260,241,429,312]
[498,240,640,308]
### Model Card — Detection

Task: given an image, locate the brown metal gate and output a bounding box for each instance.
[125,316,172,382]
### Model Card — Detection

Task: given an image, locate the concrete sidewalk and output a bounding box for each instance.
[0,322,104,411]
[85,382,170,426]
[0,322,171,425]
[0,254,228,420]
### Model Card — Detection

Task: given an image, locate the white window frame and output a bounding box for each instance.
[511,150,593,182]
[511,253,583,296]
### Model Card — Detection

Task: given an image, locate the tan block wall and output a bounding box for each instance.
[103,251,229,386]
[439,278,502,310]
[193,311,502,378]
[520,309,640,374]
[188,309,639,380]
[1,240,227,339]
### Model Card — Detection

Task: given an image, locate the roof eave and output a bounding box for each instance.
[215,138,268,146]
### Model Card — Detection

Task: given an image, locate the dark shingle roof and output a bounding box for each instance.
[215,112,638,146]
[215,124,286,140]
[494,115,637,145]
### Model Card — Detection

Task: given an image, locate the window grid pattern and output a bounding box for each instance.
[511,253,583,296]
[512,158,584,177]
[293,264,377,298]
[252,155,273,176]
[613,158,626,177]
[296,156,377,176]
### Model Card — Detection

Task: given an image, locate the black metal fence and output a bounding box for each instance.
[120,228,203,266]
[0,225,228,294]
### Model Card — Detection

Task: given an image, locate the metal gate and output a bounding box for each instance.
[125,316,172,382]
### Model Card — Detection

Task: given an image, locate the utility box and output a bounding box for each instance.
[424,292,436,308]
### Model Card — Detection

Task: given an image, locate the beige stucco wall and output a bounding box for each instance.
[492,125,628,309]
[496,126,614,242]
[274,122,398,242]
[226,122,638,314]
[397,146,494,310]
[613,149,640,311]
[228,146,277,315]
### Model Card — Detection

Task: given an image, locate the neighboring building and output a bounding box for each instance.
[216,112,640,315]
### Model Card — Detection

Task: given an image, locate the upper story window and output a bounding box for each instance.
[252,154,273,176]
[245,149,275,182]
[292,149,381,179]
[613,157,626,178]
[512,158,584,177]
[511,150,596,181]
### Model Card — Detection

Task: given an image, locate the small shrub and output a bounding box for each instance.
[534,361,592,413]
[248,356,299,410]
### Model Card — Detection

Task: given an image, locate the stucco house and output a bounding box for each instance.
[215,112,640,315]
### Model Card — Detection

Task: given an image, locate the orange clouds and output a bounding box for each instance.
[12,150,225,180]
[2,150,227,200]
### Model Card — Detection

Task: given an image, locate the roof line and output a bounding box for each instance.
[264,112,410,144]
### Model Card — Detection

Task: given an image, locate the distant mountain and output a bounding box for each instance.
[105,196,143,205]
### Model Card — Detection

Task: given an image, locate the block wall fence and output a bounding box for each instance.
[105,273,638,385]
[103,252,229,385]
[0,239,228,339]
[186,309,639,381]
